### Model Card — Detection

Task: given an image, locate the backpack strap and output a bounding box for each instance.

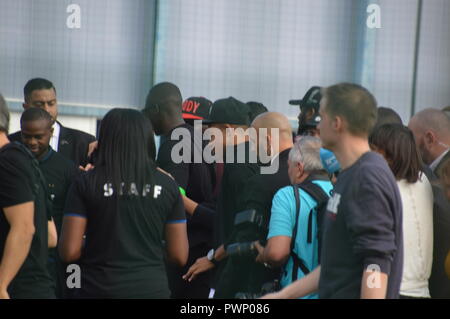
[289,179,331,282]
[290,184,311,282]
[298,182,330,244]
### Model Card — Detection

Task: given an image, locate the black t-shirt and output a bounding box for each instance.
[39,148,78,298]
[157,123,215,249]
[319,152,403,299]
[0,142,53,298]
[63,167,186,298]
[39,148,78,235]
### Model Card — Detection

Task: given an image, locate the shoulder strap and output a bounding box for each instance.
[290,185,311,281]
[298,181,330,244]
[298,181,330,204]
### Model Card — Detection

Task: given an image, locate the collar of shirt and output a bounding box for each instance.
[50,121,61,152]
[38,147,54,163]
[430,148,450,172]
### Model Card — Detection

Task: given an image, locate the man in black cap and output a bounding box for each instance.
[290,86,322,138]
[246,101,269,123]
[143,83,215,299]
[183,97,261,298]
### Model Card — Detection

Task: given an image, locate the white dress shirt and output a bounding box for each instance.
[50,121,61,152]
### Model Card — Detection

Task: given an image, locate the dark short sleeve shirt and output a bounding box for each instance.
[63,167,186,298]
[0,143,53,298]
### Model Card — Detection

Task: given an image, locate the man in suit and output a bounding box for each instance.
[409,109,450,298]
[8,78,95,167]
[408,108,450,178]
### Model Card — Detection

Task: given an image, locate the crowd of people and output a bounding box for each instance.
[0,77,449,299]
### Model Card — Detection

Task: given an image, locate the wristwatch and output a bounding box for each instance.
[207,249,219,266]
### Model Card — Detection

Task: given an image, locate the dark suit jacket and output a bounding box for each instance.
[423,165,450,298]
[435,150,450,178]
[214,148,292,298]
[8,122,95,167]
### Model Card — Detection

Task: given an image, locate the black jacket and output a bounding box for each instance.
[8,121,95,167]
[214,148,292,298]
[435,150,450,178]
[423,165,450,298]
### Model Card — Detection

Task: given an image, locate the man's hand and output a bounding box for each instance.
[87,141,98,158]
[182,256,215,282]
[0,288,10,299]
[79,163,94,172]
[259,291,283,299]
[157,167,174,180]
[254,241,265,264]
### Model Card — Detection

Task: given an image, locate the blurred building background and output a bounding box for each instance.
[1,0,449,135]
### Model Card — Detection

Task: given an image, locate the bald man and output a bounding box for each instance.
[214,112,295,298]
[408,108,450,177]
[409,109,450,299]
[143,82,215,299]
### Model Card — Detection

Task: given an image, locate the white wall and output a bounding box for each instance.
[154,0,357,123]
[369,0,419,123]
[154,0,450,125]
[415,0,450,113]
[0,0,156,111]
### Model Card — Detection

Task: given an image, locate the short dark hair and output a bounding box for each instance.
[0,94,10,134]
[20,107,53,128]
[370,123,422,183]
[375,107,402,127]
[322,83,377,137]
[144,82,182,113]
[24,78,56,102]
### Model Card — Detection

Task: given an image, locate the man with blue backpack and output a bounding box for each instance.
[255,136,333,298]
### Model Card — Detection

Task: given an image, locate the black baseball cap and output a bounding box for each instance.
[289,86,322,110]
[203,97,251,126]
[182,97,212,121]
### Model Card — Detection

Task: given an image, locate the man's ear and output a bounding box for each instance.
[50,126,54,135]
[266,134,272,156]
[334,115,344,132]
[297,161,305,179]
[424,130,436,146]
[23,103,29,110]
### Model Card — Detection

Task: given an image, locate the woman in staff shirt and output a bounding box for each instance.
[59,108,188,298]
